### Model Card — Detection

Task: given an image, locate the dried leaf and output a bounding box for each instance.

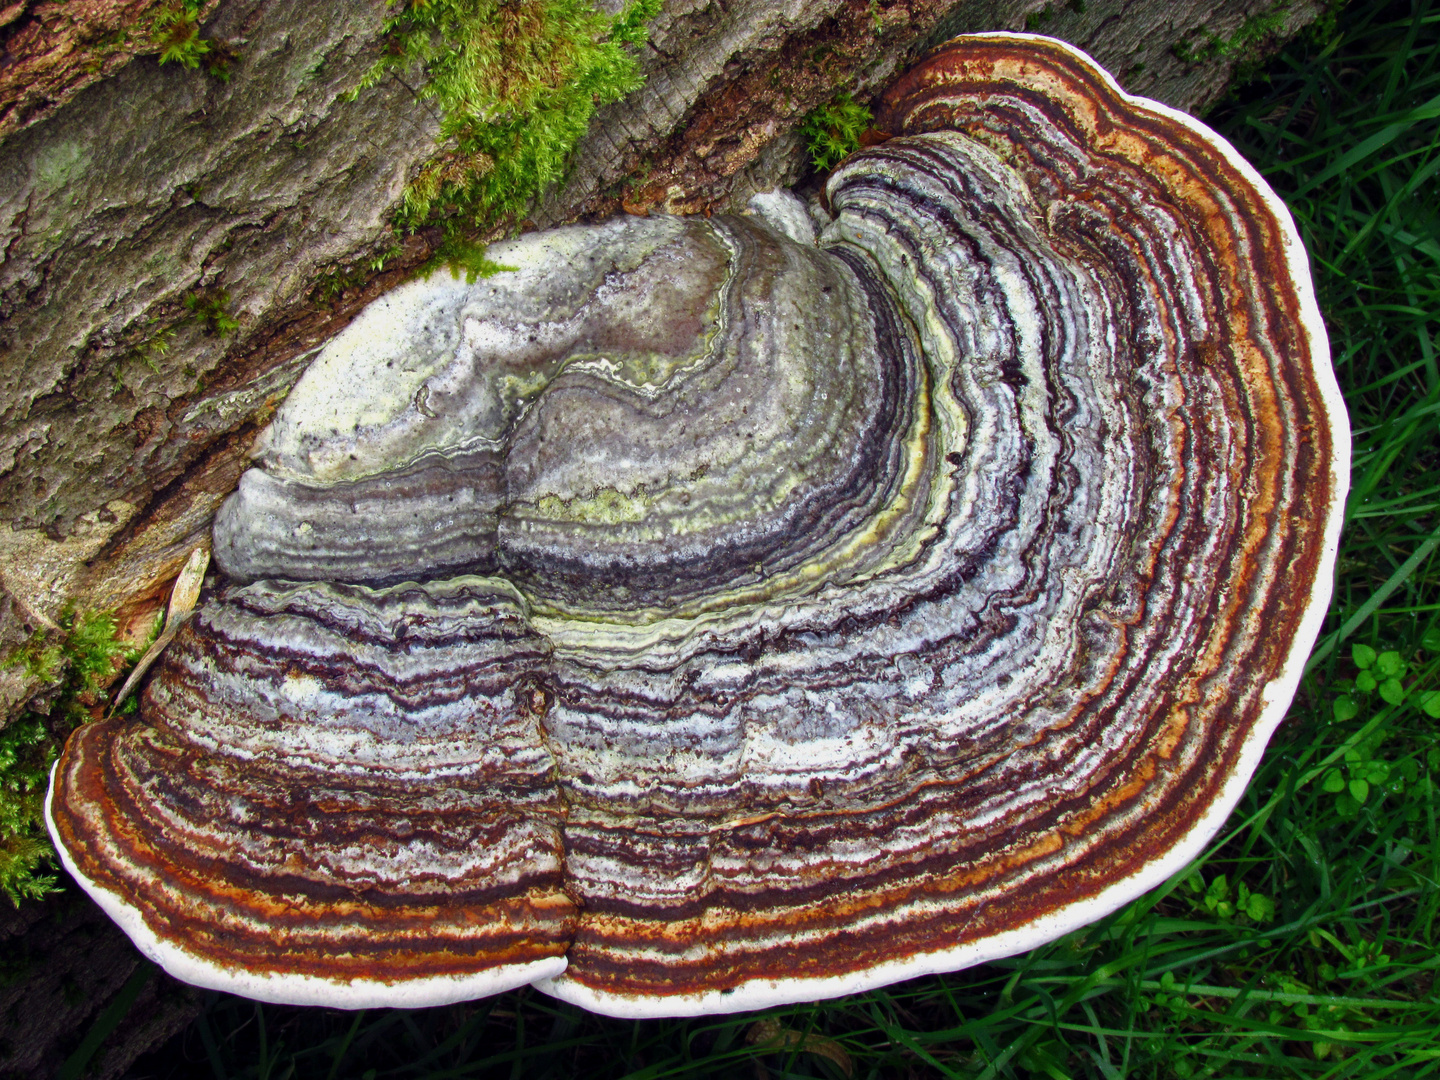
[165,547,211,632]
[111,547,210,710]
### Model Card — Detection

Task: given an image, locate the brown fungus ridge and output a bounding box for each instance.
[47,34,1346,1017]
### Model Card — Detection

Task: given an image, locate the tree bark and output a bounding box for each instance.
[0,0,1319,1072]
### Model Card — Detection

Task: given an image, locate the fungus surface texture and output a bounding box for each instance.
[48,34,1348,1017]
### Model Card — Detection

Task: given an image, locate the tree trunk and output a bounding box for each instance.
[0,0,1319,1073]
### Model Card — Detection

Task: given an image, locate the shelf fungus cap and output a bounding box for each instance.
[48,33,1347,1017]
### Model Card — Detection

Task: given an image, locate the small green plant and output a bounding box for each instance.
[1350,642,1407,703]
[1317,641,1440,819]
[0,611,139,906]
[1181,869,1276,923]
[1257,971,1367,1062]
[150,1,234,79]
[1139,969,1189,1017]
[184,289,239,336]
[799,91,873,171]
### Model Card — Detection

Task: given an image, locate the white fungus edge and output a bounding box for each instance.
[43,764,568,1009]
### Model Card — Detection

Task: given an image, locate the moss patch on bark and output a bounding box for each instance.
[363,0,663,258]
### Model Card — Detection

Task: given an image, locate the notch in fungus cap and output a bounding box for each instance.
[47,33,1348,1018]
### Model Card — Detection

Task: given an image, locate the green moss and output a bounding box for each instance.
[110,324,177,395]
[799,91,873,172]
[313,266,369,305]
[0,612,140,907]
[1173,3,1289,65]
[1021,0,1088,31]
[150,1,235,80]
[184,289,239,336]
[313,243,406,304]
[427,238,516,283]
[1025,4,1056,31]
[361,0,662,255]
[4,632,64,686]
[0,716,56,905]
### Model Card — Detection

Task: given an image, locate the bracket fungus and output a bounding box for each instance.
[48,34,1347,1017]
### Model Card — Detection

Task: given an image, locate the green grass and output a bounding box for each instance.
[107,2,1440,1075]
